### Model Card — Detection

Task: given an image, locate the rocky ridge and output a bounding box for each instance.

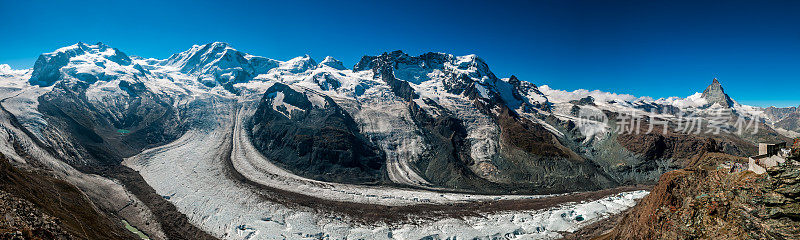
[601,153,800,239]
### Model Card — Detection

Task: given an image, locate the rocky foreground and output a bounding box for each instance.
[596,153,800,239]
[0,155,136,239]
[0,190,71,240]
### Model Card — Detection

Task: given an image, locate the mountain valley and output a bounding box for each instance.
[0,42,797,239]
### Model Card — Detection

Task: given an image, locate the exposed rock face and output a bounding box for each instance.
[354,51,551,115]
[764,163,800,221]
[0,190,72,240]
[604,153,800,240]
[701,78,735,108]
[37,79,184,166]
[570,96,596,106]
[507,75,551,111]
[354,51,505,190]
[357,51,420,101]
[617,130,754,163]
[617,133,717,162]
[29,51,71,87]
[761,105,800,132]
[632,101,681,115]
[764,106,799,121]
[354,50,497,94]
[608,114,762,189]
[405,99,501,191]
[249,83,385,184]
[489,103,617,192]
[0,156,135,240]
[776,112,800,132]
[348,50,617,193]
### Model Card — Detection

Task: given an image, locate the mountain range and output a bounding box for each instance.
[0,42,798,239]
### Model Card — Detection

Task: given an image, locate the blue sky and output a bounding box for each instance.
[1,0,798,107]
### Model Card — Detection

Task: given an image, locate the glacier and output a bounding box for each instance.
[3,42,794,240]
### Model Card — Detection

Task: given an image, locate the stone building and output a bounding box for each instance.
[749,142,790,174]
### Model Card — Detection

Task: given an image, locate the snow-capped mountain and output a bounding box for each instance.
[29,42,135,86]
[9,42,795,184]
[159,42,278,85]
[701,78,735,108]
[318,56,346,70]
[5,42,792,185]
[0,42,794,239]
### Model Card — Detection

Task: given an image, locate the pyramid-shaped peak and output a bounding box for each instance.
[706,78,724,88]
[701,78,734,108]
